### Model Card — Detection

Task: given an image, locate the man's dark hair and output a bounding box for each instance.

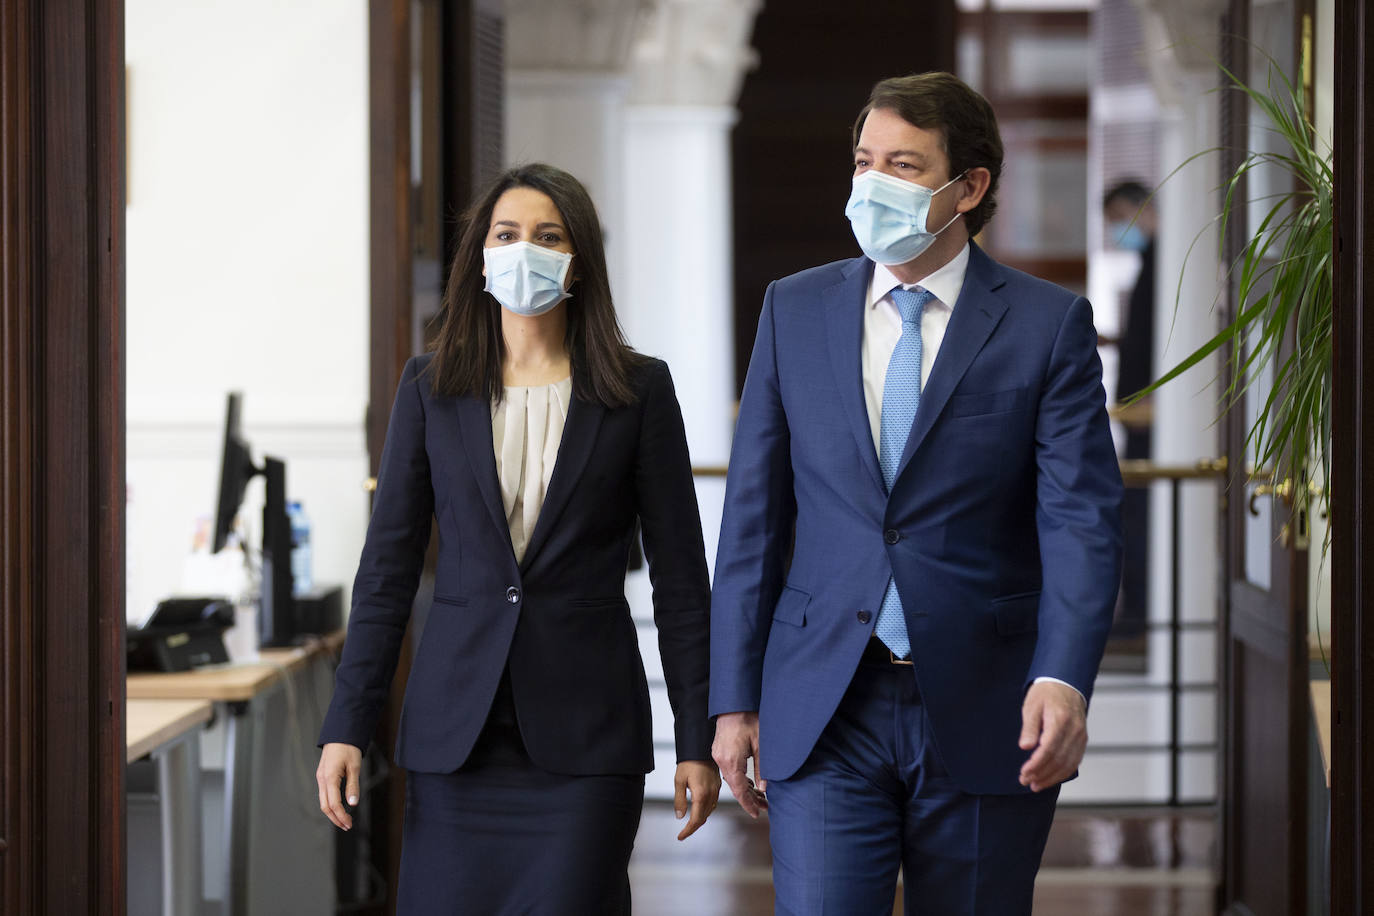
[851,71,1004,237]
[1103,180,1152,210]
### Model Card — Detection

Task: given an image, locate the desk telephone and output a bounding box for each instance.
[127,597,233,672]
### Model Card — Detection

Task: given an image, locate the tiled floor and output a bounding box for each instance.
[629,802,1217,915]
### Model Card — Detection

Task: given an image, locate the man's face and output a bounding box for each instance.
[853,106,961,234]
[1104,197,1156,238]
[1104,198,1139,228]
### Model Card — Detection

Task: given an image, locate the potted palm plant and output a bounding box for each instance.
[1134,56,1332,533]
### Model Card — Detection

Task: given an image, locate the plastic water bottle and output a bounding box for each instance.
[288,500,313,596]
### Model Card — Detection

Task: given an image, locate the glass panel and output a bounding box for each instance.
[957,33,984,93]
[1243,324,1276,590]
[1239,1,1294,590]
[982,120,1088,258]
[1006,33,1093,94]
[1234,0,1297,590]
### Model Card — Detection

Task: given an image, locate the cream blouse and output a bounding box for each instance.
[490,377,573,562]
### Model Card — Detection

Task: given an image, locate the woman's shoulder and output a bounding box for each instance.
[396,352,438,396]
[623,353,672,395]
[407,351,437,374]
[571,347,663,409]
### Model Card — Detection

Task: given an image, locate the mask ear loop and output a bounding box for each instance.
[930,171,970,236]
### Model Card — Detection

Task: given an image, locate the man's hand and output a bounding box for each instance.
[316,742,363,830]
[1018,681,1088,792]
[711,711,768,818]
[673,760,722,840]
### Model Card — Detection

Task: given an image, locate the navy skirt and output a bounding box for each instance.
[395,669,645,915]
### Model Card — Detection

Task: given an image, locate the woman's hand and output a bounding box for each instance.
[316,742,363,830]
[673,760,722,841]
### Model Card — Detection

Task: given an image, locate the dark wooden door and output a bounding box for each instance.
[1218,2,1313,912]
[1329,0,1374,910]
[1,1,127,912]
[362,2,503,911]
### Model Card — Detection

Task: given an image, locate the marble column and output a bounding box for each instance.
[621,0,761,473]
[505,70,630,292]
[503,0,648,300]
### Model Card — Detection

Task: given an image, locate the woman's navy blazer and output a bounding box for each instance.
[318,353,714,775]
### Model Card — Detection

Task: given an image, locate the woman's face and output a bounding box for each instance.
[486,186,574,260]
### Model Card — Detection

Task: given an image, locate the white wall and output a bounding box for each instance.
[125,0,370,629]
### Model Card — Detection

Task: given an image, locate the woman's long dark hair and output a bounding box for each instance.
[427,163,644,407]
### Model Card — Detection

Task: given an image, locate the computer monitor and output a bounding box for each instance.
[211,392,296,647]
[213,392,254,553]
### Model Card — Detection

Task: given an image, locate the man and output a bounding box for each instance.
[1103,179,1158,641]
[1103,178,1158,435]
[710,72,1122,915]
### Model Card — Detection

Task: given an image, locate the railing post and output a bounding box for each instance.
[1170,477,1183,808]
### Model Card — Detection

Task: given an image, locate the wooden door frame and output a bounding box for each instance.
[1218,2,1320,912]
[1329,0,1373,910]
[364,3,414,911]
[1,0,127,913]
[369,0,415,466]
[366,3,504,910]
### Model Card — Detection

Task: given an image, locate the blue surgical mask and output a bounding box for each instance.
[1108,221,1149,252]
[482,242,573,316]
[844,169,965,265]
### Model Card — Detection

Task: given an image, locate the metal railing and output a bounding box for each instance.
[1103,458,1227,806]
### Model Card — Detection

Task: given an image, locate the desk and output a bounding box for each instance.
[128,699,214,916]
[127,632,345,701]
[128,698,214,762]
[128,633,344,916]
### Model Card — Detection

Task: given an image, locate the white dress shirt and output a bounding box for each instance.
[490,377,573,563]
[859,245,1084,705]
[861,246,969,451]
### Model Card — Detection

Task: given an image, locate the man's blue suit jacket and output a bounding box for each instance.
[709,244,1123,796]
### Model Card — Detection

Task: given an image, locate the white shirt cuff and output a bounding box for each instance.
[1032,676,1087,708]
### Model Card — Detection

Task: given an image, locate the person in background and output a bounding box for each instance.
[316,163,720,915]
[710,72,1123,915]
[1104,179,1158,640]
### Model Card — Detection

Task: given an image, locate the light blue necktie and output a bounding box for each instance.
[874,286,934,658]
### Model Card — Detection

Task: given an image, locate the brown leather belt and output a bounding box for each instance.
[861,636,914,666]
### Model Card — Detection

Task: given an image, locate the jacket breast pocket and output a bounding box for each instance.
[992,590,1040,636]
[772,585,810,627]
[949,386,1027,418]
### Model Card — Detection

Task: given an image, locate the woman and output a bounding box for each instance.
[315,164,720,914]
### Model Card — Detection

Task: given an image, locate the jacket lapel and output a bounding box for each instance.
[455,396,513,551]
[895,244,1009,478]
[824,259,886,494]
[519,390,604,572]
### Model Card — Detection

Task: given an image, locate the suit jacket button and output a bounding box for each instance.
[857,610,872,624]
[505,587,520,604]
[884,529,901,544]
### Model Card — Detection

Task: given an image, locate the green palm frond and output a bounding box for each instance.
[1128,53,1332,529]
